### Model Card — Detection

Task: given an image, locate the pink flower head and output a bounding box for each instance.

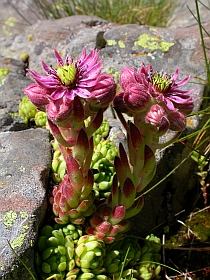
[113,67,151,115]
[145,104,169,135]
[146,64,195,114]
[114,64,195,118]
[26,47,103,103]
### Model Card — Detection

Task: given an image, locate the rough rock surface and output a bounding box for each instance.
[0,2,209,279]
[0,128,51,279]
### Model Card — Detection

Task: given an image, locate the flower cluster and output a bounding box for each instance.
[113,64,195,135]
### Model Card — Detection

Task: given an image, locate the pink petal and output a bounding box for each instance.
[54,48,64,66]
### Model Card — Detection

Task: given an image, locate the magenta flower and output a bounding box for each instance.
[113,67,152,115]
[26,47,103,103]
[149,67,195,113]
[114,64,195,117]
[145,104,169,134]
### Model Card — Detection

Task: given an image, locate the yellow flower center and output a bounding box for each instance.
[152,72,172,92]
[57,64,77,86]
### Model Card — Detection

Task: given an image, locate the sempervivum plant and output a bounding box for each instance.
[75,235,106,272]
[92,119,110,146]
[137,234,161,280]
[103,237,141,278]
[91,139,118,199]
[19,95,37,125]
[35,111,47,127]
[51,149,66,184]
[35,224,77,280]
[24,46,195,280]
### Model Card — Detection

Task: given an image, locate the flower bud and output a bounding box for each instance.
[24,83,50,109]
[145,104,169,135]
[168,111,186,131]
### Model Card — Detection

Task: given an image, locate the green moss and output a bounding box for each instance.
[0,210,18,227]
[11,233,27,249]
[134,33,174,52]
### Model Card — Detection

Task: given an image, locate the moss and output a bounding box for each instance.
[134,33,174,52]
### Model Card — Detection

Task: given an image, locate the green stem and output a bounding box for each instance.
[194,0,210,83]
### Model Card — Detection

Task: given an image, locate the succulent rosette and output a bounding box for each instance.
[104,237,141,278]
[75,235,106,272]
[35,111,47,127]
[35,224,76,280]
[91,139,118,199]
[138,234,161,280]
[51,149,66,183]
[19,95,37,124]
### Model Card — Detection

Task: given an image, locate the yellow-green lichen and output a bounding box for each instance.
[20,211,28,219]
[118,40,125,48]
[0,68,10,78]
[2,17,16,35]
[107,39,117,46]
[22,225,29,230]
[11,233,27,249]
[0,67,10,85]
[134,33,174,52]
[0,210,17,227]
[19,165,26,173]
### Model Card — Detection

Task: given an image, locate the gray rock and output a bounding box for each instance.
[0,128,51,280]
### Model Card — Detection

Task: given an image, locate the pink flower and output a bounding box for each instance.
[113,67,151,114]
[26,47,104,103]
[145,104,169,134]
[143,64,195,114]
[114,64,195,117]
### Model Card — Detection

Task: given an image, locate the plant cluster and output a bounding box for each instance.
[23,46,195,280]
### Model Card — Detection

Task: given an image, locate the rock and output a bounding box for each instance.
[0,128,51,280]
[0,10,209,279]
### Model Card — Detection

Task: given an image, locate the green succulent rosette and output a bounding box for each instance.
[91,139,118,199]
[103,237,141,278]
[19,95,37,125]
[93,119,110,145]
[75,235,106,273]
[51,149,66,183]
[54,224,83,244]
[137,234,161,280]
[35,111,47,127]
[35,224,81,280]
